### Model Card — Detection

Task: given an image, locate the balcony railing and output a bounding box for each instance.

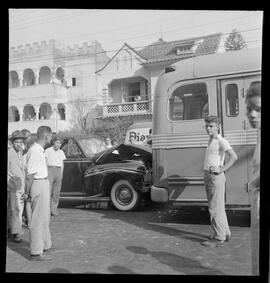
[102,100,153,117]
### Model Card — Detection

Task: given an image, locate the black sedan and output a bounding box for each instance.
[59,136,152,211]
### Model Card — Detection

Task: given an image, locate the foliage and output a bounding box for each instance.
[89,116,135,143]
[224,29,247,51]
[58,103,135,143]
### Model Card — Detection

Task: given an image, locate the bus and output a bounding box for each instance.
[150,48,261,208]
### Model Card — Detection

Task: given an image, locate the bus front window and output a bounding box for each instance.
[169,83,208,120]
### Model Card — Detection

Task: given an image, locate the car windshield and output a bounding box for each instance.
[77,137,107,158]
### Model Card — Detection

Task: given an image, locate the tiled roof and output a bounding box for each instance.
[138,33,222,64]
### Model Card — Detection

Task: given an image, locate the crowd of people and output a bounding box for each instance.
[7,84,261,272]
[7,126,66,261]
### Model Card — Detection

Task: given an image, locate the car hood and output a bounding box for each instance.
[94,143,152,165]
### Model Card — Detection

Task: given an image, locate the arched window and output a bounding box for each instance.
[56,67,65,84]
[8,106,20,122]
[9,71,19,88]
[23,69,35,86]
[39,66,51,84]
[39,103,52,120]
[23,104,35,121]
[57,103,66,120]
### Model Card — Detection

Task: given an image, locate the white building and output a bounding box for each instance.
[96,33,225,124]
[8,39,109,134]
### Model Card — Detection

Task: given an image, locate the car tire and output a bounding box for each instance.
[111,180,140,211]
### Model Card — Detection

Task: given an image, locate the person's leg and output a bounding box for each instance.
[29,180,51,255]
[43,179,52,250]
[9,191,24,239]
[249,188,260,275]
[208,173,228,241]
[48,167,55,215]
[51,168,62,215]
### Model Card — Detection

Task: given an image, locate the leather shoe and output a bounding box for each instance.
[30,254,53,261]
[51,211,59,216]
[202,239,225,248]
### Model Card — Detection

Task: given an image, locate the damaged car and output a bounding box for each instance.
[59,136,152,211]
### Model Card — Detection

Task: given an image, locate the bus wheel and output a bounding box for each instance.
[111,180,140,211]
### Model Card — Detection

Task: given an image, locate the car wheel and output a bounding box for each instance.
[111,180,140,211]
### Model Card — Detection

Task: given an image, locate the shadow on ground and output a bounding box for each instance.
[126,246,224,275]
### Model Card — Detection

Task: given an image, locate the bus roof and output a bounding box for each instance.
[165,48,261,81]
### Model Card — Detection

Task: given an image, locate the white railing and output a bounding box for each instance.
[102,100,153,117]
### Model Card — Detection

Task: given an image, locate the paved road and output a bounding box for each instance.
[6,204,252,274]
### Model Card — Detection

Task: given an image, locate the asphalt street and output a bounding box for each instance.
[6,204,252,275]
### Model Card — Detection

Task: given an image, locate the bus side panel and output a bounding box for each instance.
[166,147,206,201]
[225,144,254,205]
[152,148,169,189]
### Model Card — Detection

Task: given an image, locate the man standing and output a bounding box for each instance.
[245,83,261,275]
[105,137,112,149]
[21,129,33,228]
[7,131,27,242]
[25,126,53,261]
[202,115,238,248]
[45,137,66,216]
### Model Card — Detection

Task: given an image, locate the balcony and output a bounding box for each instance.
[102,100,153,118]
[9,83,68,101]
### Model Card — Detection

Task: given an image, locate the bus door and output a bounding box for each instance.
[220,75,260,205]
[168,81,210,202]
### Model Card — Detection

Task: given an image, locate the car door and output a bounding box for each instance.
[60,138,90,198]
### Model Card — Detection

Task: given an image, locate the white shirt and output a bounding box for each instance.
[204,134,232,170]
[45,146,66,167]
[26,142,48,179]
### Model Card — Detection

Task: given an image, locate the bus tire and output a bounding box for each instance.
[111,180,140,211]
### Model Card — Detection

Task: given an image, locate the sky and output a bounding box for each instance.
[9,9,263,57]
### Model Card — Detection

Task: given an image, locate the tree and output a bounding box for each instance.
[69,98,96,135]
[224,29,247,51]
[89,115,135,143]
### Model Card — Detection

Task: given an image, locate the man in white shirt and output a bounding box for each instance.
[245,84,261,275]
[202,115,238,248]
[25,126,53,261]
[45,137,66,216]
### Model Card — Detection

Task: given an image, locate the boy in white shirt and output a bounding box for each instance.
[45,137,66,216]
[202,115,238,248]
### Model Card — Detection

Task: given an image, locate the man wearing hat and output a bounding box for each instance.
[7,130,27,242]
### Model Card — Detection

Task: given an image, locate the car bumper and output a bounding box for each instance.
[151,185,168,202]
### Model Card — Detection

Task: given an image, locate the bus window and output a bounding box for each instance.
[169,83,208,120]
[225,84,239,117]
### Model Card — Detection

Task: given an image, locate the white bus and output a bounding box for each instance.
[150,48,261,208]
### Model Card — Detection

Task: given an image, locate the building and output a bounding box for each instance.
[8,39,109,134]
[96,33,225,124]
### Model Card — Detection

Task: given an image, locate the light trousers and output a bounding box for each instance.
[29,179,52,255]
[8,191,24,235]
[249,187,260,275]
[48,167,63,214]
[204,171,231,241]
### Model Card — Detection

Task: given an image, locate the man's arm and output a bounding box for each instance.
[222,148,238,173]
[25,174,35,194]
